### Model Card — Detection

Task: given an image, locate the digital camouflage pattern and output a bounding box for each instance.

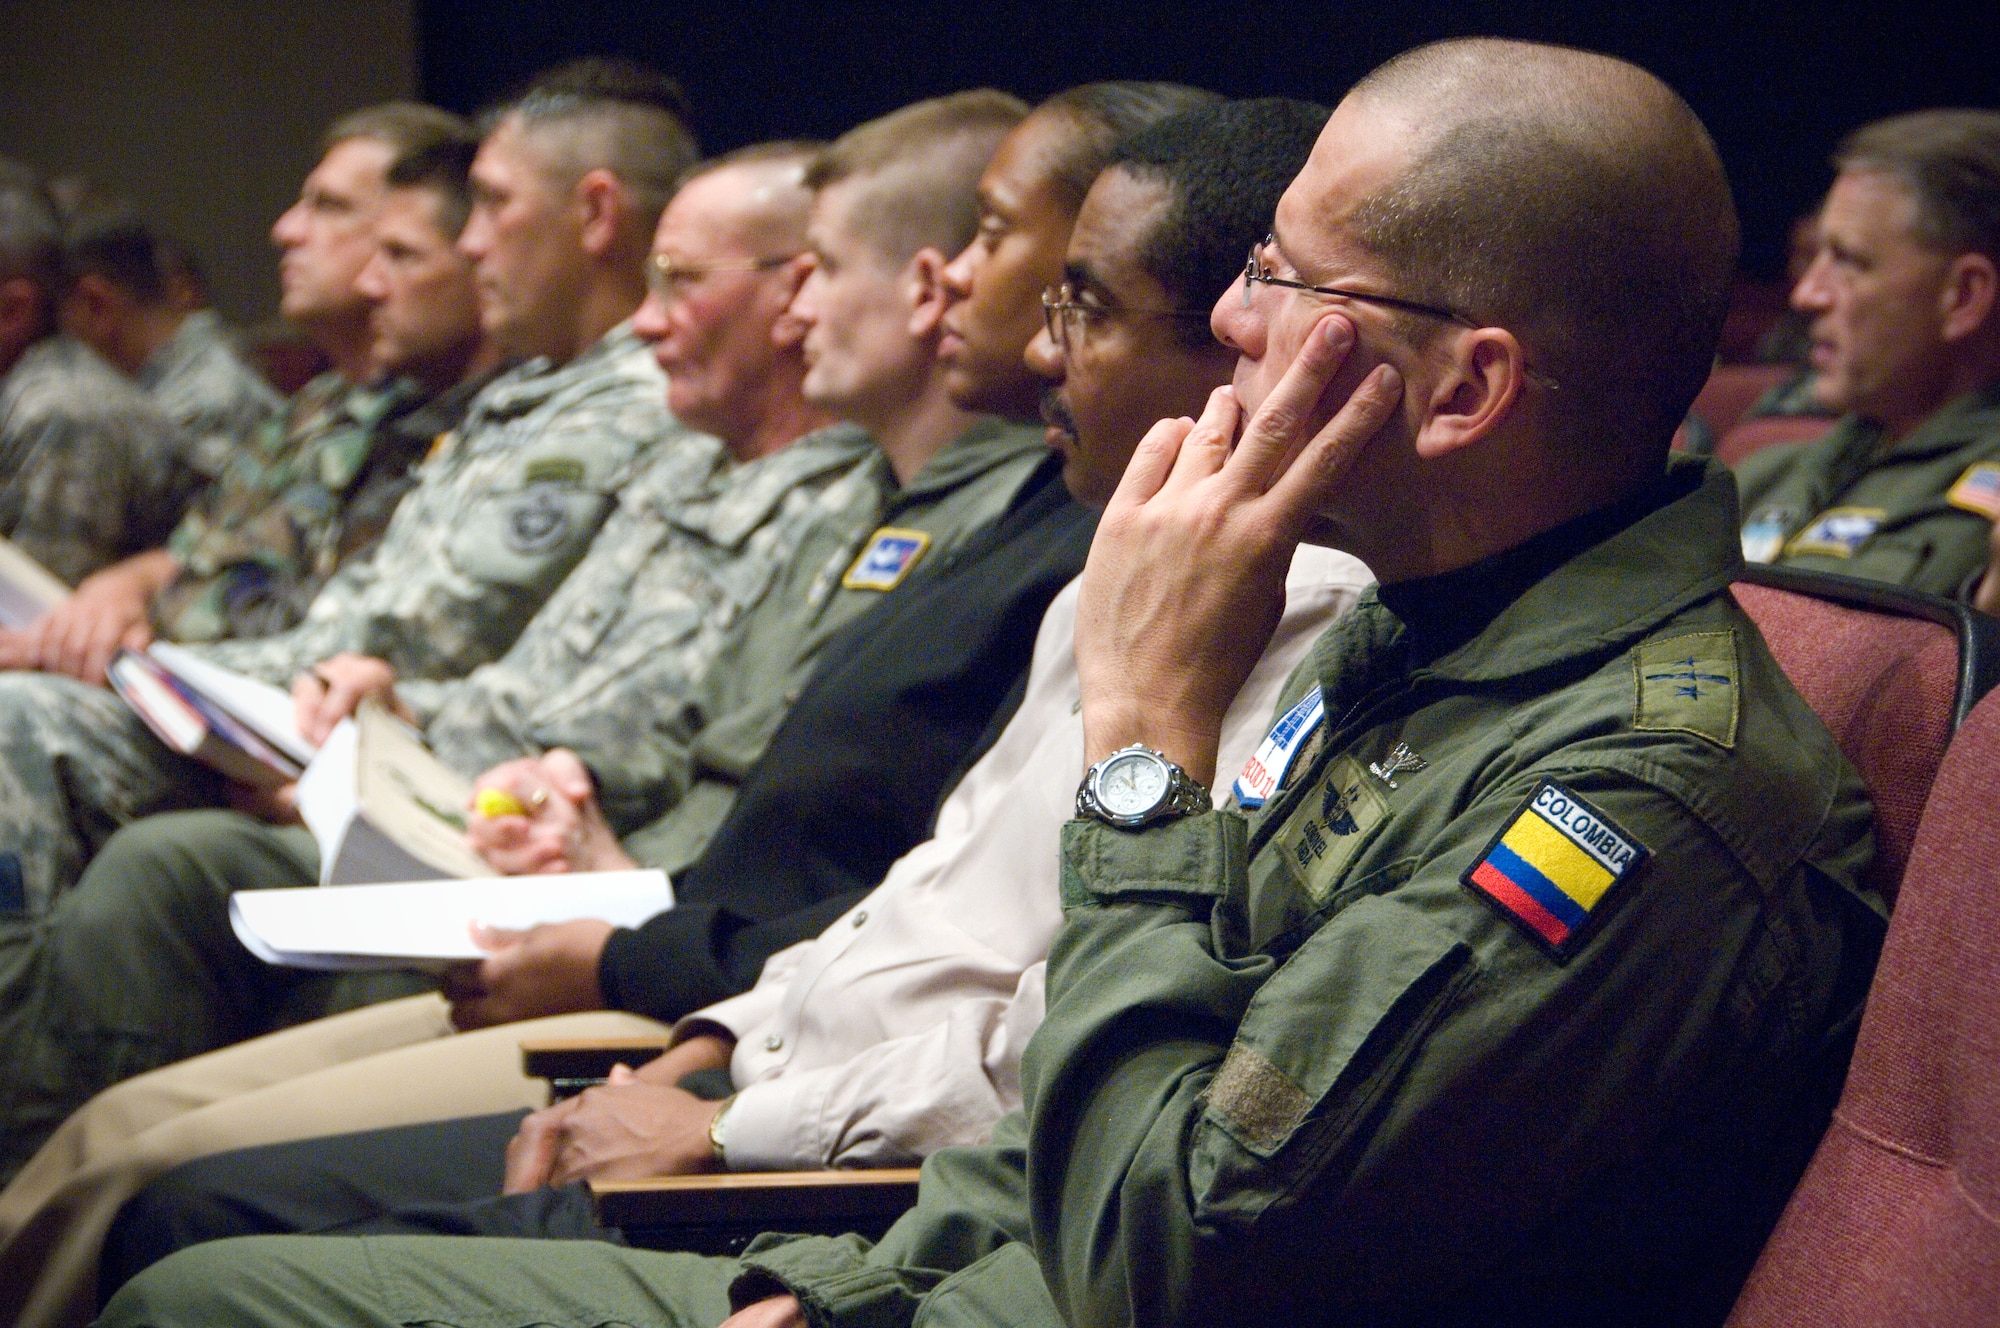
[193,324,695,685]
[407,421,882,832]
[0,326,690,917]
[136,310,284,484]
[153,370,488,645]
[0,337,202,585]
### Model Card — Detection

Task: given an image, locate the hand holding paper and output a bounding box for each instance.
[442,916,619,1030]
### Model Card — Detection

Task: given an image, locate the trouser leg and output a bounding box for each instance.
[0,1006,664,1328]
[100,1233,739,1328]
[0,809,431,1186]
[101,1111,533,1295]
[0,673,222,918]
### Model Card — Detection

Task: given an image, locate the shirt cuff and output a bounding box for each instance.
[709,1076,819,1172]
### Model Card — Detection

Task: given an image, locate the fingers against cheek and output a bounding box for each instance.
[1109,414,1196,508]
[1234,314,1356,484]
[1163,386,1241,487]
[1274,363,1404,513]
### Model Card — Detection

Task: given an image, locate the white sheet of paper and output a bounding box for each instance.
[147,641,316,766]
[229,871,674,970]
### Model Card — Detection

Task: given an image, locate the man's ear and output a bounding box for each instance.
[1939,251,1998,343]
[574,168,630,259]
[0,277,45,362]
[1412,328,1525,459]
[769,254,816,350]
[904,247,951,339]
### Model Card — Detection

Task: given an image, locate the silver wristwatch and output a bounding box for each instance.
[1076,744,1211,829]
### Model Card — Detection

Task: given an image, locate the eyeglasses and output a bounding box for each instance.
[1241,234,1559,391]
[1040,283,1209,352]
[648,252,799,298]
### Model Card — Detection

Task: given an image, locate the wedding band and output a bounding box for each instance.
[528,788,548,811]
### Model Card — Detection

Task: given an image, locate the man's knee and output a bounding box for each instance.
[98,1235,388,1328]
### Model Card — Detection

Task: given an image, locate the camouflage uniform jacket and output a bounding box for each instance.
[136,309,284,483]
[152,370,489,644]
[192,324,695,685]
[621,417,1051,873]
[0,336,202,584]
[406,422,880,832]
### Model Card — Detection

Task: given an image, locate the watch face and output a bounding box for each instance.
[1099,750,1170,818]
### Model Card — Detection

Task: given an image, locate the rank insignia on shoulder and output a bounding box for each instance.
[1947,462,2000,520]
[1783,506,1884,559]
[524,456,587,486]
[1232,685,1324,810]
[1463,780,1648,960]
[1633,630,1738,749]
[842,527,931,591]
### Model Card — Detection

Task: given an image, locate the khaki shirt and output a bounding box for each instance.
[191,325,695,686]
[1734,383,2000,595]
[733,458,1882,1328]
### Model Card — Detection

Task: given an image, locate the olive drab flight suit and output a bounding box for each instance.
[1735,382,2000,595]
[98,457,1882,1328]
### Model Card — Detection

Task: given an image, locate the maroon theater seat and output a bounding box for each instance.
[1693,363,1794,438]
[1730,566,1999,905]
[1727,684,2000,1326]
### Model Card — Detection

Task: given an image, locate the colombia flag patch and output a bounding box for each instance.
[1462,780,1648,960]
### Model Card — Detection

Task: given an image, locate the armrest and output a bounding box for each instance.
[521,1036,672,1098]
[591,1169,923,1232]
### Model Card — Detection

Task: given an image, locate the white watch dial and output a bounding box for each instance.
[1100,750,1170,817]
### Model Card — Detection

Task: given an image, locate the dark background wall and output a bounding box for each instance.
[420,0,1998,282]
[4,2,1994,327]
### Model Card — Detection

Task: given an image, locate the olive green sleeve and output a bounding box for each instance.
[1021,770,1819,1325]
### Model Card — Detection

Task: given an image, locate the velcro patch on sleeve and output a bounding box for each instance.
[1205,1043,1312,1154]
[841,527,931,591]
[1633,630,1738,749]
[1462,780,1648,961]
[1947,462,2000,519]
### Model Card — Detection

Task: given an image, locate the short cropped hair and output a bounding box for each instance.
[386,137,480,238]
[0,157,61,301]
[1110,98,1331,347]
[806,91,1030,262]
[1347,39,1739,452]
[483,58,701,232]
[678,140,828,192]
[325,102,477,164]
[59,211,175,303]
[1835,109,2000,260]
[1033,82,1224,212]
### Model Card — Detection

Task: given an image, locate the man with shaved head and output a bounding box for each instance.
[101,40,1880,1328]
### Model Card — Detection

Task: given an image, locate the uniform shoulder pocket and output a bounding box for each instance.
[1191,896,1474,1224]
[447,480,611,589]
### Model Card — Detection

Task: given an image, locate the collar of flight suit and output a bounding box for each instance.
[883,415,1047,510]
[1376,454,1745,689]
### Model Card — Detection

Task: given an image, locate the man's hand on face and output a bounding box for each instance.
[27,557,163,685]
[1075,313,1401,787]
[441,916,616,1031]
[464,749,635,875]
[502,1063,727,1192]
[290,652,409,745]
[719,1297,808,1328]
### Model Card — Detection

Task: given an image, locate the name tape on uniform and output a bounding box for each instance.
[1233,685,1325,810]
[1462,780,1649,961]
[842,527,931,591]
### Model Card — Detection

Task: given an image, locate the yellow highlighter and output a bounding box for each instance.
[474,788,529,819]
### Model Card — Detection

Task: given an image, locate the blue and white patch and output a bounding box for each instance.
[1739,507,1794,564]
[1232,685,1325,810]
[1784,507,1884,560]
[841,527,931,591]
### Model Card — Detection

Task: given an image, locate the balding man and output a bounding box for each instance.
[98,38,1883,1328]
[1736,110,2000,597]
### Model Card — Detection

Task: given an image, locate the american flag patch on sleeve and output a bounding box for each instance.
[1462,780,1648,960]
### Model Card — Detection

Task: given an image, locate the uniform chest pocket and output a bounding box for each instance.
[1845,529,1929,586]
[1191,895,1475,1225]
[447,482,610,588]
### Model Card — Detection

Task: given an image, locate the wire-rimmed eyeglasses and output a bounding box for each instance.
[648,251,799,299]
[1241,235,1559,391]
[1040,283,1210,352]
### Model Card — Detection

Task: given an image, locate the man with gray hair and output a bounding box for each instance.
[100,39,1880,1328]
[1736,109,2000,597]
[0,160,195,586]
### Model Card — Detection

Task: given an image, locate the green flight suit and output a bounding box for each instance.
[1734,382,2000,595]
[100,458,1882,1328]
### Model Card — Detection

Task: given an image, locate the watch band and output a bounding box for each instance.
[707,1092,738,1167]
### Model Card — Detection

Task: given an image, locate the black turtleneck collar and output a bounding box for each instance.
[1375,465,1696,669]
